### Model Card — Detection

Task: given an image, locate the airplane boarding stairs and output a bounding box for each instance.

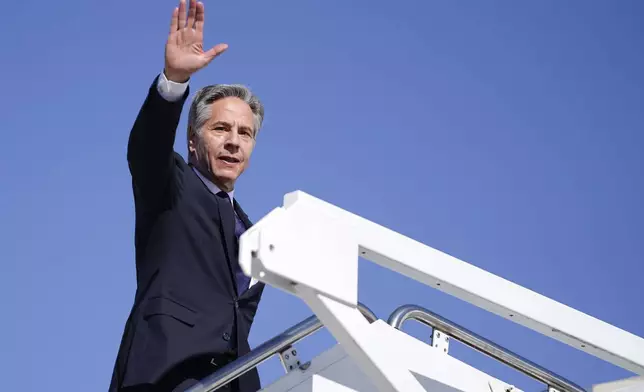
[184,191,644,392]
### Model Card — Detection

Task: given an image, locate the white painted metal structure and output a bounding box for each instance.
[188,190,644,392]
[592,377,644,392]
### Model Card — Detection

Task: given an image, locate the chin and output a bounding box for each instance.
[212,162,244,183]
[213,170,239,184]
[217,167,239,176]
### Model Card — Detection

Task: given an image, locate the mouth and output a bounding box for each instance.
[218,156,241,164]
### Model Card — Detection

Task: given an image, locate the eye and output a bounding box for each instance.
[240,129,253,138]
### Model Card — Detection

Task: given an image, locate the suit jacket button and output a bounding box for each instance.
[234,301,239,309]
[223,332,230,341]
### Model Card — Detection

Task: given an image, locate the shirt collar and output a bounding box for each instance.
[192,166,234,204]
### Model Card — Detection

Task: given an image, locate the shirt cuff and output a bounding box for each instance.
[156,71,189,102]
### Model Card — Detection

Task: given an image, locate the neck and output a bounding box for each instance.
[190,160,234,193]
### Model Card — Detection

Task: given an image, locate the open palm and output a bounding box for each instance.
[164,0,228,82]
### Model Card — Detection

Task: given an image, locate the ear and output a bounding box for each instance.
[188,126,198,157]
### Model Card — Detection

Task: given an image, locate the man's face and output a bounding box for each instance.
[189,97,256,192]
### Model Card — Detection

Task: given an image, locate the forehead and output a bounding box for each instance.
[208,97,254,128]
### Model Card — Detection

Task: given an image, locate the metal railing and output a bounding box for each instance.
[185,303,378,392]
[387,304,586,392]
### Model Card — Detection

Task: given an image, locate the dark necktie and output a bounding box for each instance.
[218,191,251,296]
[233,212,251,295]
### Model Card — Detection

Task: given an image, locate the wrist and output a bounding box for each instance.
[163,68,190,84]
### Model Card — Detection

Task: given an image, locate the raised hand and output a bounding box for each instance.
[164,0,228,83]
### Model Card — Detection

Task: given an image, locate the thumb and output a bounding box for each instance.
[204,43,228,62]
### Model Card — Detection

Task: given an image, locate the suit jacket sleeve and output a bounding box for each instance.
[127,75,190,210]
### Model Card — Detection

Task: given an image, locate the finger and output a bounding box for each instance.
[204,43,228,62]
[187,0,197,29]
[178,0,187,28]
[194,2,205,32]
[169,7,179,34]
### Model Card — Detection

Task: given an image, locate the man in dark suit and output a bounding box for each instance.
[109,1,265,391]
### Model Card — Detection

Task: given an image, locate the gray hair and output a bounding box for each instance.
[187,84,264,143]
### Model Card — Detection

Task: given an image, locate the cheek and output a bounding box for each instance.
[243,141,256,159]
[202,136,221,156]
[199,140,211,157]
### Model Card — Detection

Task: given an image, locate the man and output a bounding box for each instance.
[109,1,265,391]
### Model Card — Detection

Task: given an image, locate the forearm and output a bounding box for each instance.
[127,0,225,202]
[127,73,190,201]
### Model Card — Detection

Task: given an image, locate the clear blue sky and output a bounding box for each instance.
[2,1,643,390]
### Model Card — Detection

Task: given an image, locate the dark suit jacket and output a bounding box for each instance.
[109,76,265,392]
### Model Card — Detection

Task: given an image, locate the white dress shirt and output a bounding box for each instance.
[192,165,235,204]
[155,72,256,289]
[157,71,189,102]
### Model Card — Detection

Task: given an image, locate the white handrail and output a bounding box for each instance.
[388,305,585,392]
[186,303,378,392]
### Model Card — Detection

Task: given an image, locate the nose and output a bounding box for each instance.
[224,128,240,151]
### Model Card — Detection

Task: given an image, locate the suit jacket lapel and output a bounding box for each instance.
[189,164,255,297]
